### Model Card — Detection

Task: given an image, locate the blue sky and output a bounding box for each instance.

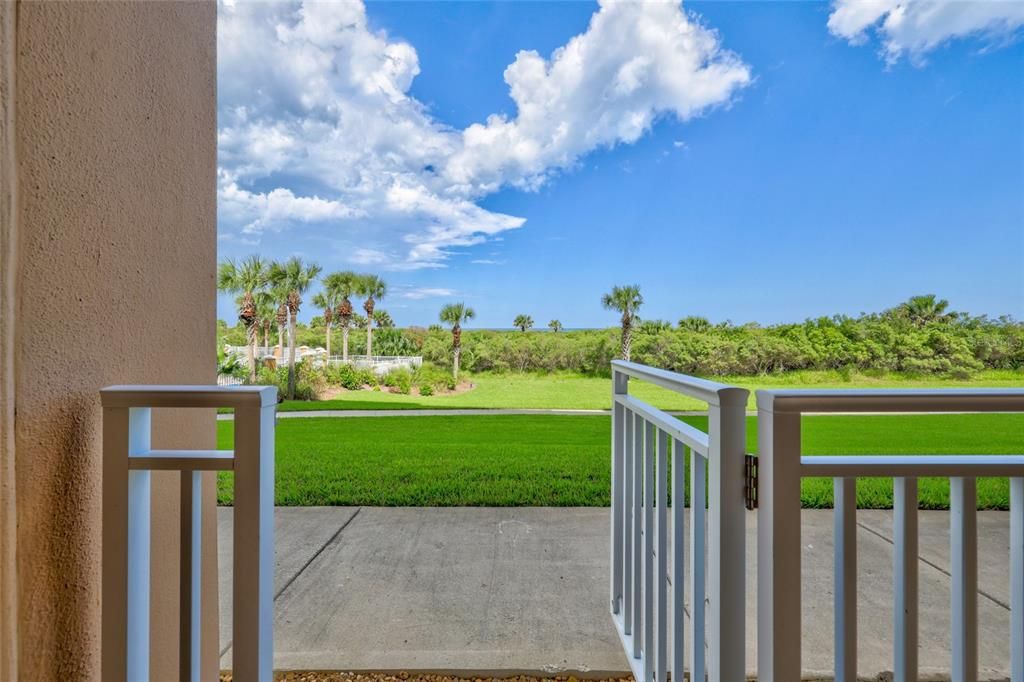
[217,1,1024,328]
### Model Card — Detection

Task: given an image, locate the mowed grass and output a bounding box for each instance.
[217,413,1023,509]
[271,369,1024,412]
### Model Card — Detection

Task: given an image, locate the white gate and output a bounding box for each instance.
[609,360,749,682]
[756,388,1024,682]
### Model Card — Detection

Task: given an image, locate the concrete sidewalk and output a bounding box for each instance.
[217,507,1015,679]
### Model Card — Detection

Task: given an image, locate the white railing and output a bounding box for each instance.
[217,374,245,386]
[756,388,1024,682]
[101,385,277,682]
[610,360,749,682]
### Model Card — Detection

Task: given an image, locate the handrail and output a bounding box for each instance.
[614,394,710,455]
[758,387,1024,413]
[800,454,1024,477]
[612,360,748,406]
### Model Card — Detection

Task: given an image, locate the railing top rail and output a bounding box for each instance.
[800,454,1024,477]
[612,360,748,407]
[615,394,710,455]
[101,384,278,409]
[757,387,1024,414]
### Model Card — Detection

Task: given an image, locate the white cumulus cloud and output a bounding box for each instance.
[217,0,751,268]
[828,0,1024,63]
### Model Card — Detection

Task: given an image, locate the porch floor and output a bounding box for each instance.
[217,507,1014,679]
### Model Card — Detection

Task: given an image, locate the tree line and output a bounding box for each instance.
[221,270,1021,382]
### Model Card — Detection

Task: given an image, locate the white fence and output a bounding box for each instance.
[326,354,422,374]
[756,388,1024,682]
[224,345,277,358]
[610,360,749,682]
[101,385,277,682]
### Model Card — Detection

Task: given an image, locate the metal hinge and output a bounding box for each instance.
[744,454,758,510]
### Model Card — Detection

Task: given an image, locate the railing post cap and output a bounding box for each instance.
[101,384,278,409]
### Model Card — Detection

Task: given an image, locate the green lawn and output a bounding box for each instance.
[266,369,1024,412]
[217,413,1023,509]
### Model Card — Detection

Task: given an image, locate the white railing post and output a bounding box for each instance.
[756,398,802,682]
[707,389,747,681]
[102,405,151,682]
[101,385,276,682]
[233,398,277,681]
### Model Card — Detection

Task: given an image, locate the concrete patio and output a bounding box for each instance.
[217,508,1015,679]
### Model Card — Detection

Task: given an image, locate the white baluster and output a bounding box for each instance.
[893,477,918,682]
[834,477,857,682]
[950,477,978,682]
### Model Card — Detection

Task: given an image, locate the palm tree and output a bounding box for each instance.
[275,300,287,355]
[253,290,277,355]
[679,315,711,333]
[548,319,563,332]
[359,274,386,357]
[312,287,340,358]
[900,294,952,327]
[217,255,268,381]
[514,314,533,332]
[373,309,394,329]
[269,257,322,399]
[324,271,360,362]
[440,302,475,380]
[601,284,643,361]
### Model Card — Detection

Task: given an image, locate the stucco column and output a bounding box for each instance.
[2,1,219,679]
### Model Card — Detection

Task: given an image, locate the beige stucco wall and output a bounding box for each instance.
[2,1,219,679]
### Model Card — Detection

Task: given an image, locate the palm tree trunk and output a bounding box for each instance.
[278,325,284,356]
[342,326,349,362]
[622,323,633,362]
[366,324,373,358]
[288,312,297,399]
[453,345,461,380]
[246,324,256,382]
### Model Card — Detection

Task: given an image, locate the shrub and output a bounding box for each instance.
[217,351,248,379]
[382,368,413,394]
[418,384,434,396]
[325,362,376,390]
[254,363,318,400]
[369,328,420,356]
